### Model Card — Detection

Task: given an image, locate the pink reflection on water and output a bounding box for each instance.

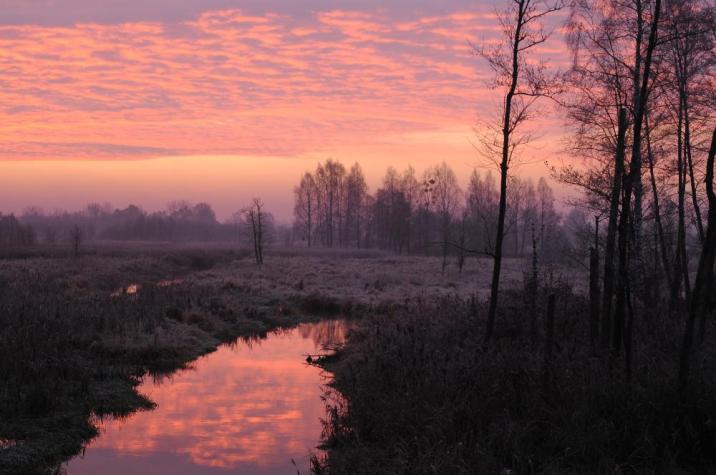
[65,320,349,475]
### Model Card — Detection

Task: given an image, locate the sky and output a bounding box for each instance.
[0,0,570,221]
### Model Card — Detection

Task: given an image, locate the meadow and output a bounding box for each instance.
[4,242,713,475]
[0,243,531,474]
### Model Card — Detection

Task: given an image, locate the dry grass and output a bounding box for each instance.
[193,250,583,305]
[0,242,583,474]
[313,288,716,475]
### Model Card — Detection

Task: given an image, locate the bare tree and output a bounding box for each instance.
[476,0,563,341]
[315,160,345,248]
[345,163,368,248]
[374,167,411,253]
[401,166,422,252]
[44,226,57,245]
[69,224,82,258]
[659,0,716,308]
[465,170,499,255]
[424,162,462,272]
[294,172,317,247]
[678,128,716,397]
[242,198,272,265]
[600,108,627,350]
[613,0,661,372]
[664,0,715,245]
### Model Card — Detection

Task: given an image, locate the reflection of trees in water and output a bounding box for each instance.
[297,320,351,349]
[227,332,268,350]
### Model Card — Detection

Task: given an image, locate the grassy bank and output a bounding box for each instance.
[0,247,363,475]
[315,285,716,474]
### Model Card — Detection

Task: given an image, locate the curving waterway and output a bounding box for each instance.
[63,320,348,475]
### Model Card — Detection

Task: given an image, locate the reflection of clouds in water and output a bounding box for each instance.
[67,321,346,474]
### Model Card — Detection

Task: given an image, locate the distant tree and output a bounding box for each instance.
[44,226,57,245]
[374,167,411,253]
[465,170,499,255]
[400,166,422,252]
[315,160,345,247]
[192,202,217,224]
[69,224,82,258]
[242,198,273,265]
[294,172,318,247]
[167,200,193,221]
[457,208,468,273]
[344,163,368,247]
[0,214,35,246]
[424,162,462,272]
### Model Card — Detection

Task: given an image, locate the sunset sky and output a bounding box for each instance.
[0,0,570,221]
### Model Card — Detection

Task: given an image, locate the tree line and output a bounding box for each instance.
[293,159,566,268]
[12,200,281,249]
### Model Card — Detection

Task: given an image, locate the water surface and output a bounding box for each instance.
[64,320,347,475]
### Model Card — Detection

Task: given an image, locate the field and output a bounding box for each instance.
[9,242,710,475]
[0,243,554,474]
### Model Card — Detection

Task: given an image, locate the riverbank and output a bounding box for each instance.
[0,246,357,474]
[2,244,526,474]
[64,319,351,475]
[314,287,716,474]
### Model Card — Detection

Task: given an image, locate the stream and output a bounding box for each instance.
[62,320,348,475]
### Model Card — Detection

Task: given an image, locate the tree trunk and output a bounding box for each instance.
[485,0,525,342]
[589,245,600,349]
[672,93,692,309]
[442,214,449,273]
[631,0,645,247]
[542,294,556,394]
[614,0,660,364]
[645,112,673,289]
[678,128,716,397]
[671,107,685,308]
[257,207,264,265]
[307,199,312,248]
[600,108,628,350]
[614,182,628,357]
[530,223,539,345]
[684,102,705,243]
[250,212,259,265]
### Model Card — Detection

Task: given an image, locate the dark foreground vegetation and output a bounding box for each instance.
[0,246,359,475]
[315,285,716,474]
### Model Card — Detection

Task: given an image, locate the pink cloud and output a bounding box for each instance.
[0,7,568,160]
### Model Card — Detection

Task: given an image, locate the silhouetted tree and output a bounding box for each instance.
[294,172,318,247]
[678,128,716,396]
[242,198,272,265]
[476,0,564,341]
[69,224,82,258]
[424,162,461,272]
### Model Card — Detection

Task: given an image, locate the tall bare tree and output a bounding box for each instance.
[678,128,716,396]
[613,0,661,372]
[476,0,563,341]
